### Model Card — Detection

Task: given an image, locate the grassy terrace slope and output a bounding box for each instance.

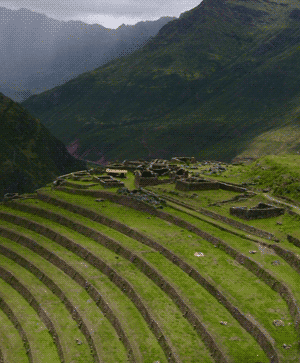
[22,0,300,161]
[0,164,300,362]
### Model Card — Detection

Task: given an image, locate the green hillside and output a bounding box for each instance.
[0,92,86,198]
[21,0,300,161]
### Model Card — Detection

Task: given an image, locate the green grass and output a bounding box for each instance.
[0,236,129,363]
[0,271,61,363]
[0,204,214,362]
[3,198,270,362]
[0,217,166,363]
[0,252,93,363]
[33,189,300,361]
[0,307,30,363]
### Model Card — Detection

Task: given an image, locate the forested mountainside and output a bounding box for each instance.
[0,92,86,198]
[22,0,300,162]
[0,6,175,102]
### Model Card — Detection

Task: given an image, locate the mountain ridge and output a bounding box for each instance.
[21,0,300,162]
[0,6,176,101]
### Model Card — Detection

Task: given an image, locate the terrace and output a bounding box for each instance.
[1,158,300,362]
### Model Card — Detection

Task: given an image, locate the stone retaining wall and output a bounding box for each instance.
[0,266,65,363]
[35,192,279,362]
[218,182,247,193]
[0,239,101,363]
[0,294,33,362]
[0,222,136,363]
[175,180,247,193]
[230,205,285,220]
[271,244,300,275]
[63,181,98,189]
[0,209,180,363]
[287,235,300,248]
[175,180,219,191]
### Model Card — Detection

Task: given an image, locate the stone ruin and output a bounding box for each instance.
[117,187,166,208]
[4,193,20,201]
[150,159,169,165]
[169,168,189,180]
[106,163,127,170]
[123,160,147,171]
[175,177,219,191]
[88,167,106,175]
[175,177,247,193]
[230,203,285,220]
[93,175,125,188]
[148,163,170,176]
[70,170,92,181]
[106,169,127,178]
[134,170,159,187]
[171,156,197,164]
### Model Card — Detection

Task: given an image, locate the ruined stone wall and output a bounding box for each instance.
[287,235,300,248]
[230,206,285,220]
[175,180,219,191]
[271,244,300,275]
[135,173,156,187]
[63,181,98,189]
[34,192,280,361]
[175,180,247,192]
[218,182,247,193]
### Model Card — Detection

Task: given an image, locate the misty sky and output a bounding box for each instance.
[0,0,201,28]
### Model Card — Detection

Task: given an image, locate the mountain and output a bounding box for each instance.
[0,6,176,101]
[0,92,86,198]
[21,0,300,162]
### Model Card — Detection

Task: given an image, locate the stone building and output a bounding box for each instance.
[93,175,125,188]
[171,156,196,164]
[175,177,219,191]
[106,169,127,178]
[230,203,285,220]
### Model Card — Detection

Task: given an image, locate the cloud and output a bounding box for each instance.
[0,0,201,27]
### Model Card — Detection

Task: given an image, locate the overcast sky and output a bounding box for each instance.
[0,0,201,28]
